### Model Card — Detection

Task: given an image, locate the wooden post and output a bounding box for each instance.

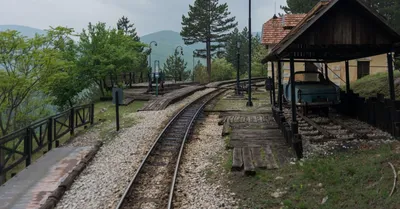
[345,61,350,93]
[25,128,32,167]
[387,52,396,100]
[116,91,120,132]
[70,108,75,136]
[278,60,283,111]
[271,62,276,106]
[325,63,329,80]
[290,54,297,124]
[90,103,95,125]
[47,118,53,151]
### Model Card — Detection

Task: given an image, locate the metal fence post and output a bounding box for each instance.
[48,117,53,151]
[70,108,75,136]
[90,103,95,125]
[24,128,32,167]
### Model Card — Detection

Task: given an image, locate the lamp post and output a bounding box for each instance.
[246,0,253,107]
[154,60,160,97]
[236,41,241,95]
[148,41,158,91]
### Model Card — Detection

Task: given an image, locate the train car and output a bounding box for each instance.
[283,71,340,114]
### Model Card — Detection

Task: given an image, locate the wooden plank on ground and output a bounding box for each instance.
[263,146,279,169]
[222,121,231,136]
[251,147,267,169]
[242,147,256,176]
[232,148,243,171]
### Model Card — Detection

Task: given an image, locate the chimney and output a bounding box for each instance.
[281,15,286,27]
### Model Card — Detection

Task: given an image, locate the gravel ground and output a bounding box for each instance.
[174,114,238,209]
[56,88,215,209]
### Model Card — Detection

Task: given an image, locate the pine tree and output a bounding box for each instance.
[163,50,189,82]
[181,0,238,82]
[117,16,140,42]
[117,16,148,83]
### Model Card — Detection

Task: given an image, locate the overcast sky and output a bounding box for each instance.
[0,0,287,36]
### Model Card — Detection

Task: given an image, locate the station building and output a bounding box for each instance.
[262,13,390,86]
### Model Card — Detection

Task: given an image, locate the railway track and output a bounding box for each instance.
[115,89,225,209]
[282,108,389,143]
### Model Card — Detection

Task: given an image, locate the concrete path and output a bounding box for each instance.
[0,147,92,209]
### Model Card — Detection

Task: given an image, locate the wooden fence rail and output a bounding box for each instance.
[0,103,94,184]
[335,91,400,138]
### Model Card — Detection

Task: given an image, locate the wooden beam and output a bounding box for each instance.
[277,60,283,111]
[290,54,297,124]
[345,60,350,93]
[271,62,276,106]
[387,52,396,100]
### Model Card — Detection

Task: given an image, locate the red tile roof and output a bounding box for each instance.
[261,14,306,45]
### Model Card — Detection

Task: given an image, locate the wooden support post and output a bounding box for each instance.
[47,118,53,151]
[290,54,297,124]
[388,52,396,101]
[90,103,95,125]
[345,60,350,93]
[271,62,276,106]
[325,63,329,80]
[278,60,283,111]
[70,108,75,136]
[25,128,32,167]
[116,91,120,132]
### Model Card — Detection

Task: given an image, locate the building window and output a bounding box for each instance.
[357,61,370,79]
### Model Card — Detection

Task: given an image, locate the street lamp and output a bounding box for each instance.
[246,0,253,107]
[175,46,184,55]
[148,41,158,92]
[154,60,160,97]
[236,41,241,95]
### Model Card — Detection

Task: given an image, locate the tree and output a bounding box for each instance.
[281,0,400,33]
[117,16,140,42]
[211,58,235,82]
[163,50,189,82]
[0,30,62,136]
[117,16,148,83]
[280,0,319,14]
[77,22,145,96]
[181,0,238,82]
[44,27,91,108]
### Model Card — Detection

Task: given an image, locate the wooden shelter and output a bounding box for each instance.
[262,0,400,158]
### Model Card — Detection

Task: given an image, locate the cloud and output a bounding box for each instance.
[0,0,287,35]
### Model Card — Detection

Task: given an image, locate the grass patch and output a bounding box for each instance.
[351,71,400,100]
[228,143,400,209]
[93,100,146,140]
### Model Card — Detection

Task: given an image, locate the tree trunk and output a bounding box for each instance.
[206,38,212,82]
[98,80,105,97]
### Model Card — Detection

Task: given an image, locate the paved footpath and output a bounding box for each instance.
[0,147,92,209]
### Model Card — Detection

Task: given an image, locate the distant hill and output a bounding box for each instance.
[140,30,205,72]
[0,25,45,37]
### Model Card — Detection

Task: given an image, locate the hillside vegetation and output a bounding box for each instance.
[351,71,400,100]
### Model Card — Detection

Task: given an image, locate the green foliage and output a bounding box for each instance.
[0,30,62,136]
[163,50,189,81]
[351,71,400,100]
[77,22,145,96]
[281,0,400,34]
[210,58,235,82]
[193,61,208,84]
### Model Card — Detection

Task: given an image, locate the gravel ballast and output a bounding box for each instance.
[56,88,215,209]
[174,114,238,209]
